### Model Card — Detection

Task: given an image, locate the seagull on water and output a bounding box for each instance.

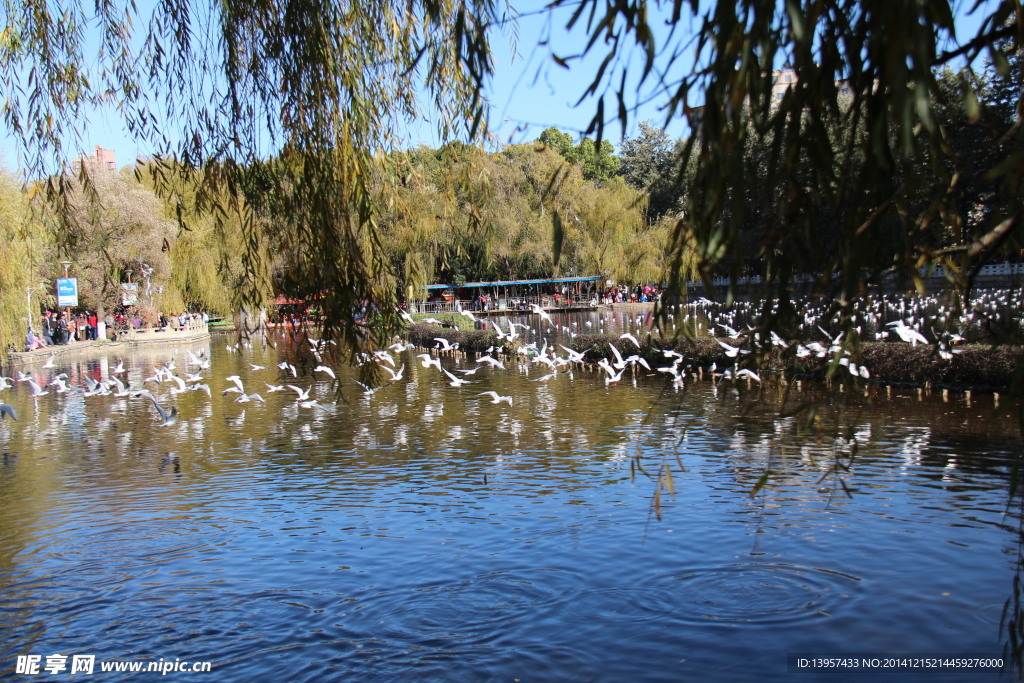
[0,404,18,421]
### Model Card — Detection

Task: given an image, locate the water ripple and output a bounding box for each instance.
[567,562,861,626]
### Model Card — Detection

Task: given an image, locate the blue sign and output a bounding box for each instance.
[56,278,79,307]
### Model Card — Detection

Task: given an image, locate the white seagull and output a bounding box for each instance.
[478,391,512,405]
[138,391,178,426]
[434,338,459,351]
[415,354,442,371]
[441,368,471,387]
[313,365,336,380]
[286,385,312,401]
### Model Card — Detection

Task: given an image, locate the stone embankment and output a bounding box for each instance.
[5,323,211,368]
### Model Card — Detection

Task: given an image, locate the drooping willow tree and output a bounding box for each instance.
[541,0,1022,344]
[2,0,502,354]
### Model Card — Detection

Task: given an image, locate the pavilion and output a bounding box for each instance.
[413,276,603,314]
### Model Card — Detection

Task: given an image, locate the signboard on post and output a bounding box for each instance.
[56,278,79,307]
[121,282,138,306]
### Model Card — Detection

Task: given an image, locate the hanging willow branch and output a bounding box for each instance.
[1,0,505,355]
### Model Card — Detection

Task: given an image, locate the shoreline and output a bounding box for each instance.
[4,326,212,368]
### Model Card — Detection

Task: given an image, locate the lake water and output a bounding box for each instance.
[0,330,1020,681]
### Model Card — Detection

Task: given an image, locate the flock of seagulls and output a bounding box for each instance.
[1,287,1018,433]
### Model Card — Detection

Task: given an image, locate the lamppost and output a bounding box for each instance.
[26,284,41,332]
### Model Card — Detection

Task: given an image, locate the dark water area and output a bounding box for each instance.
[0,331,1021,681]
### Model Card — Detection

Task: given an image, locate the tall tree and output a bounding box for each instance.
[56,167,177,316]
[618,122,681,220]
[3,0,1022,353]
[2,0,502,355]
[537,127,620,181]
[0,165,51,354]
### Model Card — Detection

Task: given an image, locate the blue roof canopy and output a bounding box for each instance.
[423,276,601,291]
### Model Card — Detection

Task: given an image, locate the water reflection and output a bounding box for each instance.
[0,332,1020,680]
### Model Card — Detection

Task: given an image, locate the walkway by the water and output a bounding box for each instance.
[6,324,211,367]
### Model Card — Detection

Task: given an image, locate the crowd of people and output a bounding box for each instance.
[27,310,100,349]
[603,284,661,304]
[24,308,210,351]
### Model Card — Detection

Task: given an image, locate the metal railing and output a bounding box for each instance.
[411,294,596,315]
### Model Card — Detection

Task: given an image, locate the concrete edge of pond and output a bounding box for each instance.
[4,327,213,369]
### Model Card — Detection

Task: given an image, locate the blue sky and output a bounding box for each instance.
[0,0,998,174]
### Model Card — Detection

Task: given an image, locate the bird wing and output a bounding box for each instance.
[143,392,169,423]
[609,343,624,365]
[0,404,18,421]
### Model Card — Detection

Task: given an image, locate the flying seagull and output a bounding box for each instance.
[313,365,336,380]
[478,391,512,405]
[138,391,178,426]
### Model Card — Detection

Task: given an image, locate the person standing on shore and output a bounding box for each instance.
[41,312,54,346]
[56,314,68,344]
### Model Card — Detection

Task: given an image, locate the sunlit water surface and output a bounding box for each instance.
[0,332,1020,681]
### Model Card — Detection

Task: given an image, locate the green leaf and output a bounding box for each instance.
[750,471,770,498]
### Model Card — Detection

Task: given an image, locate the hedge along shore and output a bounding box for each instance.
[4,325,212,369]
[407,323,1022,395]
